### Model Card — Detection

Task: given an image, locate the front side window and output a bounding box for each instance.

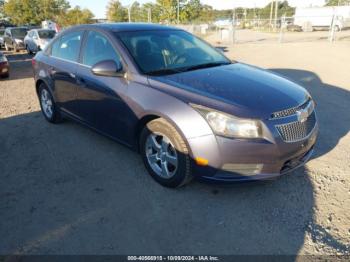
[117,30,230,75]
[82,31,121,67]
[50,31,83,62]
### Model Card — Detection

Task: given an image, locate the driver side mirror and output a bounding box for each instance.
[91,60,124,77]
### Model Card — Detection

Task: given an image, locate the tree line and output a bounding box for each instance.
[0,0,94,27]
[0,0,349,27]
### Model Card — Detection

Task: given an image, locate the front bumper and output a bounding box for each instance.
[187,122,318,183]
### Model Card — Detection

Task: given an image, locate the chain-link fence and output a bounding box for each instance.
[176,15,350,45]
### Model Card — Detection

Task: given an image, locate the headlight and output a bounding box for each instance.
[191,104,262,138]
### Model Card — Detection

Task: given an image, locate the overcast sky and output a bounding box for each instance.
[69,0,326,19]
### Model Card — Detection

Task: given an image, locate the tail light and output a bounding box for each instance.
[31,58,36,67]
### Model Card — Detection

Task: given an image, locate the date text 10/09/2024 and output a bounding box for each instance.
[127,256,220,261]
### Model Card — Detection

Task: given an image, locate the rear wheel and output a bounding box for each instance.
[26,45,32,55]
[38,83,62,123]
[140,118,192,188]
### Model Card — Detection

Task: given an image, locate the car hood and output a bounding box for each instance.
[148,63,310,119]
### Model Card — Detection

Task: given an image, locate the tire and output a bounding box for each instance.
[26,45,33,55]
[140,118,192,188]
[38,83,62,123]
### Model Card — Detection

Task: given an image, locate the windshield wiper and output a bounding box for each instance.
[146,68,183,76]
[146,61,231,76]
[180,61,231,72]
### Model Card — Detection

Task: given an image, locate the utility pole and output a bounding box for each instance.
[177,0,180,24]
[274,0,278,30]
[127,1,135,23]
[148,8,151,23]
[269,0,274,27]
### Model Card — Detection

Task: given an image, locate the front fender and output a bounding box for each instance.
[127,81,221,164]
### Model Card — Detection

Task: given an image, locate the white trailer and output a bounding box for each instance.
[294,6,350,31]
[41,20,60,32]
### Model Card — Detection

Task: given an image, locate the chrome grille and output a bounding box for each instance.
[271,99,310,119]
[276,112,316,142]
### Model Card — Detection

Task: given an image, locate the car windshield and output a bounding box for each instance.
[38,30,56,39]
[11,28,28,38]
[117,30,231,75]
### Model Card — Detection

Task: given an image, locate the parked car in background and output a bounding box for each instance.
[4,27,28,52]
[24,29,56,54]
[0,29,5,48]
[287,24,303,32]
[32,24,318,188]
[0,51,9,78]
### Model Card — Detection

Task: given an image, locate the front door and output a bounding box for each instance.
[74,30,131,142]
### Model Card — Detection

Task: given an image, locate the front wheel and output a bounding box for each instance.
[140,118,192,188]
[38,84,62,123]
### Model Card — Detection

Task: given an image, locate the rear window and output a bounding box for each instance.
[11,28,28,38]
[38,30,56,39]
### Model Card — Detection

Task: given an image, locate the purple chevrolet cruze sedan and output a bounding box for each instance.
[32,23,318,188]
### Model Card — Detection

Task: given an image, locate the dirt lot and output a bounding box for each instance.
[0,41,349,255]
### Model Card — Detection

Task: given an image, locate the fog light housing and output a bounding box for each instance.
[221,163,263,176]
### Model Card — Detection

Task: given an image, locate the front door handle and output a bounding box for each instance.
[76,77,87,87]
[49,67,56,75]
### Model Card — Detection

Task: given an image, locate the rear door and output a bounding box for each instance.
[47,31,84,116]
[75,30,130,141]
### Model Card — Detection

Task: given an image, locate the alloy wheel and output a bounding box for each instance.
[40,89,53,119]
[145,133,178,179]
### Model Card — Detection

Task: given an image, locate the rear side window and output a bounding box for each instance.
[50,31,83,62]
[82,31,121,67]
[51,38,61,57]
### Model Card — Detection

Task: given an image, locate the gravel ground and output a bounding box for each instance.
[0,42,349,256]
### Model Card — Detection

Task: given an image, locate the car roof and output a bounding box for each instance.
[30,28,55,32]
[7,27,28,30]
[69,23,181,33]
